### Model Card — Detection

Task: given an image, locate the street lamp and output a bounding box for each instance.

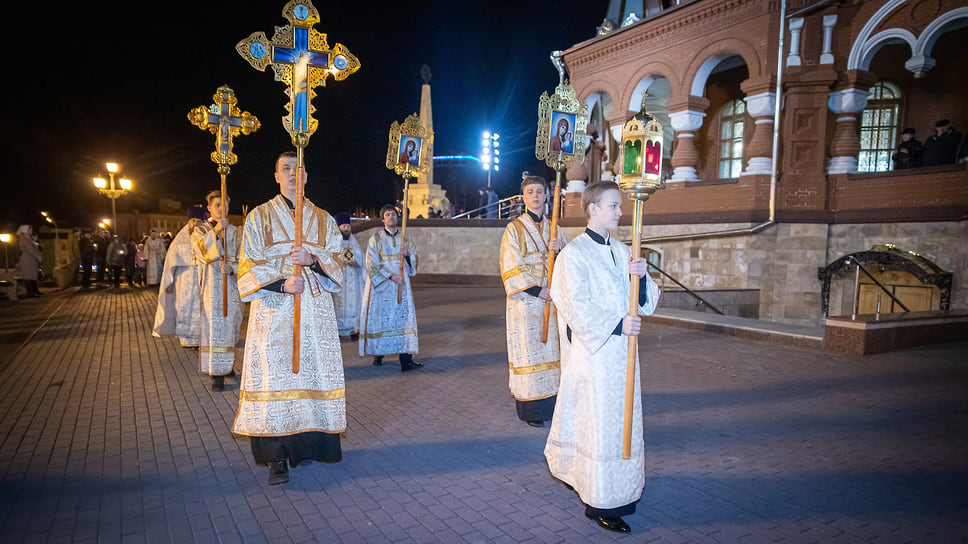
[41,211,59,240]
[0,233,10,271]
[481,131,500,188]
[93,162,133,233]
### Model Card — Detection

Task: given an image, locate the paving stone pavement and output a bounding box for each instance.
[0,284,965,543]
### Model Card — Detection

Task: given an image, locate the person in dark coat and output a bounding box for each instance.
[922,119,964,166]
[79,229,95,288]
[93,228,109,283]
[106,236,127,288]
[124,239,137,287]
[892,128,922,170]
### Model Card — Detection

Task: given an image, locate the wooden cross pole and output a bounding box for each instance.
[398,168,412,304]
[386,113,434,304]
[188,85,260,317]
[541,153,564,343]
[237,0,360,373]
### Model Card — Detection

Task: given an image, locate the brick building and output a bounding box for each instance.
[554,0,967,325]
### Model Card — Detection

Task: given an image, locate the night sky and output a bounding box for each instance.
[2,0,606,231]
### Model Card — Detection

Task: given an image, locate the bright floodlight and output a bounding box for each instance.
[0,234,10,243]
[106,162,119,173]
[120,178,133,190]
[483,131,490,139]
[93,177,107,189]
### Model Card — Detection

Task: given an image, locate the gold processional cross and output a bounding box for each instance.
[236,0,360,373]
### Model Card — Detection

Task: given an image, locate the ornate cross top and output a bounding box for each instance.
[188,85,261,173]
[236,0,360,144]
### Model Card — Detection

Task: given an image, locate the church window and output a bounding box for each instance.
[857,82,901,173]
[718,99,745,179]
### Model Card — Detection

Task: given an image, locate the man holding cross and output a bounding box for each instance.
[191,190,243,391]
[233,151,346,485]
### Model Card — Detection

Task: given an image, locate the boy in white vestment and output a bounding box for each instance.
[331,212,365,340]
[152,206,206,348]
[234,152,346,486]
[192,190,243,391]
[500,176,566,427]
[545,181,660,534]
[359,205,421,371]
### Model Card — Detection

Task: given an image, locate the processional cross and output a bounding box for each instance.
[188,85,260,317]
[236,0,360,373]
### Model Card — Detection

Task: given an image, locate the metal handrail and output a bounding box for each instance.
[646,261,725,315]
[452,194,524,219]
[849,256,910,313]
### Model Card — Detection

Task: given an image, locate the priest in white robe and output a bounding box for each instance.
[500,176,566,427]
[233,151,345,486]
[546,181,660,534]
[192,190,242,391]
[359,204,421,371]
[331,212,365,339]
[144,229,166,286]
[152,207,206,348]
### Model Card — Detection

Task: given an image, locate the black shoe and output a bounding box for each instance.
[372,356,383,366]
[350,333,359,341]
[400,362,420,372]
[268,460,289,485]
[526,420,544,428]
[585,512,630,533]
[211,375,225,391]
[400,354,422,367]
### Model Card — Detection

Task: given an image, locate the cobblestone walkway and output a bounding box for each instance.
[0,286,965,543]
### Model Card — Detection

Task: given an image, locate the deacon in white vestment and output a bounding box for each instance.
[233,152,345,486]
[145,229,166,286]
[331,212,365,339]
[545,182,660,534]
[192,190,243,391]
[500,176,566,427]
[358,204,421,371]
[152,207,207,348]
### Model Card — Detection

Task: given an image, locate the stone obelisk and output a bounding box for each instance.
[407,65,447,218]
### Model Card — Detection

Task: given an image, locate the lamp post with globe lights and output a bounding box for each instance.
[93,162,133,233]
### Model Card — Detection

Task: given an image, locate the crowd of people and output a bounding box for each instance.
[75,227,168,289]
[892,119,967,170]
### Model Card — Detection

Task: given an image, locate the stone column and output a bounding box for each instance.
[820,15,837,65]
[669,109,706,182]
[827,88,870,174]
[787,18,804,67]
[742,91,777,176]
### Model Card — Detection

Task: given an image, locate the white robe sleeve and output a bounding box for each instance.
[550,246,626,356]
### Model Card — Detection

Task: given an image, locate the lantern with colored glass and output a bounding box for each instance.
[616,107,663,461]
[619,113,663,202]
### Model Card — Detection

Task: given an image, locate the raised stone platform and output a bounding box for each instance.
[824,310,968,355]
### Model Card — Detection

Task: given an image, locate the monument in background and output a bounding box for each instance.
[406,65,448,218]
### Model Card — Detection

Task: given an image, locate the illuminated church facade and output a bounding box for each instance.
[555,0,967,325]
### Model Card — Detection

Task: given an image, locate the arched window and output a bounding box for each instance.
[857,82,901,173]
[718,99,745,179]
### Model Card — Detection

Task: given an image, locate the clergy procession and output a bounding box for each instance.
[148,163,659,534]
[136,0,665,534]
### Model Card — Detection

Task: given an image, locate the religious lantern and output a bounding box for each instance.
[619,107,663,202]
[617,98,663,461]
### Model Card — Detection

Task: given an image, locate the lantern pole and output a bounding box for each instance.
[617,95,663,459]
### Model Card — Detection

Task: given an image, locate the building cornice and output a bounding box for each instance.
[564,0,779,73]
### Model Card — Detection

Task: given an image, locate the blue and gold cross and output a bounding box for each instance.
[188,85,260,172]
[236,0,360,143]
